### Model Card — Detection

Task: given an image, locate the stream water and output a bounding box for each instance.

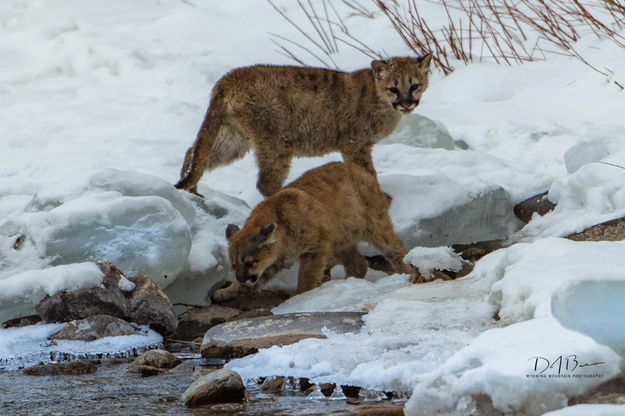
[0,358,404,415]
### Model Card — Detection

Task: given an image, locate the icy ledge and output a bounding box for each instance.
[0,323,162,371]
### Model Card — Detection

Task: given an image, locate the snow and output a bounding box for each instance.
[0,262,103,304]
[406,317,621,415]
[117,275,135,293]
[488,238,625,323]
[553,279,625,353]
[544,404,625,416]
[404,246,462,279]
[0,322,162,371]
[1,0,625,413]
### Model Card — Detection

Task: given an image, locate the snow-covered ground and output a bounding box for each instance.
[1,0,625,414]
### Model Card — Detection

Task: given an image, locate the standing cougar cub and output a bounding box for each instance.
[213,162,413,303]
[176,55,432,196]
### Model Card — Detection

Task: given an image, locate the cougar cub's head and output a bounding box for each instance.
[226,222,280,286]
[371,54,433,114]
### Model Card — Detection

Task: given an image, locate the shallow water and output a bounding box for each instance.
[0,359,403,415]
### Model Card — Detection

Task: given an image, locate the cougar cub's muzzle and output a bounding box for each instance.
[394,98,420,113]
[236,272,259,285]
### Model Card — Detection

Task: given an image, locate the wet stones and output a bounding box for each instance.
[567,217,625,242]
[129,349,181,377]
[127,276,178,335]
[132,349,181,369]
[50,315,139,341]
[23,361,97,376]
[36,263,129,323]
[513,191,556,223]
[201,312,365,359]
[180,369,245,407]
[36,262,178,336]
[2,315,41,329]
[173,305,241,341]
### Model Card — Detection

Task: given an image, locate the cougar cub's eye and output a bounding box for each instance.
[244,260,255,268]
[409,84,420,92]
[388,87,400,95]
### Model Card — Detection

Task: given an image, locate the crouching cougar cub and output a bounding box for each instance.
[213,162,413,303]
[175,55,432,196]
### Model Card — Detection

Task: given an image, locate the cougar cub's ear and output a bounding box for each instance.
[226,224,240,241]
[259,223,277,242]
[371,59,390,79]
[417,52,433,71]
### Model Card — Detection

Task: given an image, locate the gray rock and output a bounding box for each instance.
[383,174,518,247]
[513,191,556,223]
[37,263,179,336]
[50,315,138,341]
[132,349,181,369]
[201,312,365,359]
[37,263,129,323]
[181,369,245,407]
[384,114,456,150]
[127,276,178,335]
[174,305,241,341]
[130,364,168,377]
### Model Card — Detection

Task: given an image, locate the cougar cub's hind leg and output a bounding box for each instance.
[180,146,202,196]
[368,215,413,276]
[176,92,226,192]
[177,127,250,196]
[255,149,292,197]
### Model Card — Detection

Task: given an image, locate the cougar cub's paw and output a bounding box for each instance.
[409,267,425,284]
[212,281,243,303]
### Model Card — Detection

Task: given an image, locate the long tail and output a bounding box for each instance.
[175,91,226,190]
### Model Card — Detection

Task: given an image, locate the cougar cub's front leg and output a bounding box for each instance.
[212,280,251,303]
[297,250,330,294]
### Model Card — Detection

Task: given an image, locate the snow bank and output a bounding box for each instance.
[488,238,625,323]
[405,317,621,416]
[404,246,462,279]
[0,263,103,324]
[0,262,103,304]
[0,322,162,371]
[1,170,192,286]
[553,279,625,352]
[514,136,625,241]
